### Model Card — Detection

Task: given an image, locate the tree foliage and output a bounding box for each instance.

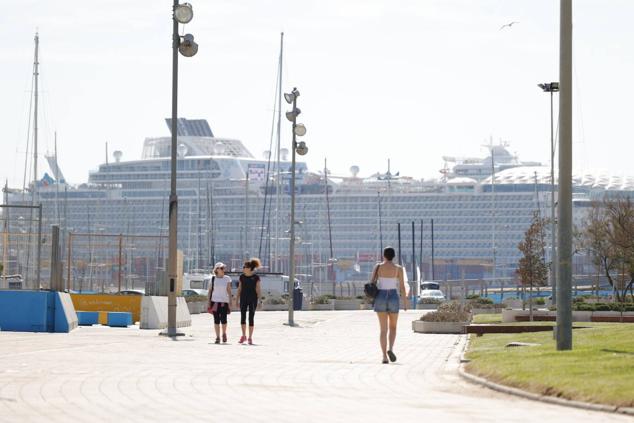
[580,196,634,302]
[517,211,549,289]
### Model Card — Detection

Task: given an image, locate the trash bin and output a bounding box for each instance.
[293,288,303,311]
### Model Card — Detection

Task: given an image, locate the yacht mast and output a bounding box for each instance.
[274,32,284,272]
[33,32,40,196]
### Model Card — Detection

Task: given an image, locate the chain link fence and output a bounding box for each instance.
[65,232,167,294]
[0,205,46,290]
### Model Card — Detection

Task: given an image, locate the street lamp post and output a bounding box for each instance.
[165,1,198,337]
[557,0,573,351]
[538,82,559,304]
[284,87,308,327]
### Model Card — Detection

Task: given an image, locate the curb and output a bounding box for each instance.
[458,337,634,417]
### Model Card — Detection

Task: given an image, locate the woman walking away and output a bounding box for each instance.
[236,258,261,345]
[208,262,232,344]
[371,247,408,364]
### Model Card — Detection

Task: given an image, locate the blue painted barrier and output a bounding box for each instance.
[0,291,78,333]
[107,312,132,327]
[77,311,100,326]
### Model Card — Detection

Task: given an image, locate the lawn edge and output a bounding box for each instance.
[458,337,634,417]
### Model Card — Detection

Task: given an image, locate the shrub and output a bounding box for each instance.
[184,295,207,303]
[532,297,546,306]
[466,294,480,300]
[418,297,442,305]
[467,296,494,305]
[572,302,634,312]
[420,301,472,322]
[313,295,333,305]
[264,296,286,305]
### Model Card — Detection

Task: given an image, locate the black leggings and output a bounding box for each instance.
[240,301,257,326]
[212,303,228,325]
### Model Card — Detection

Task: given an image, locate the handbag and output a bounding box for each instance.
[364,265,380,300]
[207,276,216,313]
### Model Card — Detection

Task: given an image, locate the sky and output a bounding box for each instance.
[1,0,634,188]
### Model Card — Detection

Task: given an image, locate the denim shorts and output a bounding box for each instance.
[373,289,400,313]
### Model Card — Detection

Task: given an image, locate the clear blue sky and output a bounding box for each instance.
[1,0,633,188]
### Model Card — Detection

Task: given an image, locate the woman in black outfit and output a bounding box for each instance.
[236,258,261,345]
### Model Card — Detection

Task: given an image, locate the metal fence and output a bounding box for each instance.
[65,232,168,294]
[0,204,45,290]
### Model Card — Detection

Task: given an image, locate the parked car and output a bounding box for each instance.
[117,289,145,296]
[181,288,207,297]
[419,289,445,301]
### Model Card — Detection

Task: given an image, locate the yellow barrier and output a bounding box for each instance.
[71,294,142,323]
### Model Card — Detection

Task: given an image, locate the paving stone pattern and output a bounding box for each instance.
[0,311,629,422]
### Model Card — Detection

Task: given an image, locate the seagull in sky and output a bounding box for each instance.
[499,21,519,30]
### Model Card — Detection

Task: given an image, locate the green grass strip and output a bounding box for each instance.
[465,323,634,407]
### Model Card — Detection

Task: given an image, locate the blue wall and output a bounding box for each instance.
[0,291,77,333]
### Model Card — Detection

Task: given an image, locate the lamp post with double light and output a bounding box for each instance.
[538,81,559,304]
[165,1,198,337]
[284,87,307,327]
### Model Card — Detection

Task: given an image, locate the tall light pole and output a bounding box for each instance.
[538,82,559,303]
[284,87,308,327]
[166,1,198,337]
[557,0,573,351]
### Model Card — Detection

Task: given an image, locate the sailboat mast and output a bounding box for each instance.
[54,132,60,224]
[274,32,284,273]
[324,159,334,259]
[33,32,39,194]
[2,181,8,285]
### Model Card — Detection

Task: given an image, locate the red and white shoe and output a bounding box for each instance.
[248,338,253,345]
[238,335,247,344]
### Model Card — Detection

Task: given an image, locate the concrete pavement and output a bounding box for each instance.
[0,310,629,422]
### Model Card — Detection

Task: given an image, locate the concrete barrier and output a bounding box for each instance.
[71,294,142,323]
[77,311,100,326]
[107,312,133,327]
[54,292,78,333]
[0,290,77,333]
[140,296,191,330]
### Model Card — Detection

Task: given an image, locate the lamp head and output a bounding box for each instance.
[295,141,308,156]
[294,123,307,137]
[538,82,559,93]
[179,34,198,57]
[283,87,300,104]
[285,107,301,122]
[175,3,194,24]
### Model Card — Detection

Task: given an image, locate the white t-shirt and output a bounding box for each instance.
[208,275,232,303]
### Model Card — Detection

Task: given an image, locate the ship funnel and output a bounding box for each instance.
[177,143,188,158]
[350,165,360,177]
[113,150,123,163]
[280,148,289,161]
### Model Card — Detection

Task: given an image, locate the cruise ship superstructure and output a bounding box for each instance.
[3,118,626,290]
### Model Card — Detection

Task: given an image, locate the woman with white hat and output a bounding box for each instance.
[207,262,233,344]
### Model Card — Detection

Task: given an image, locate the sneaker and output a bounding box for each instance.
[238,335,246,344]
[222,334,227,343]
[387,350,397,362]
[214,337,220,344]
[248,338,253,345]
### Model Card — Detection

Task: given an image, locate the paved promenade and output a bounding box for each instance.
[0,310,629,422]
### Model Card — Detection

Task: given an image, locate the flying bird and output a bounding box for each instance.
[499,21,519,30]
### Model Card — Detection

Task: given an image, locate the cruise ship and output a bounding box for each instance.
[3,118,628,291]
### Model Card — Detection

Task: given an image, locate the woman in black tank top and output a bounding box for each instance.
[236,258,261,344]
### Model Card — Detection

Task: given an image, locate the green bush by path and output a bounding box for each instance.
[465,323,634,407]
